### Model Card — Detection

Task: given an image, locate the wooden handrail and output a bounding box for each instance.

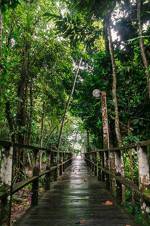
[0,138,73,225]
[87,140,150,153]
[0,157,73,199]
[0,140,72,154]
[85,157,150,203]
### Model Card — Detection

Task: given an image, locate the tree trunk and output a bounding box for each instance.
[40,101,45,148]
[103,16,110,53]
[16,43,29,171]
[107,23,122,146]
[0,3,2,58]
[16,45,28,145]
[5,101,15,142]
[137,0,150,98]
[27,77,33,144]
[57,58,82,160]
[101,91,110,149]
[16,1,31,171]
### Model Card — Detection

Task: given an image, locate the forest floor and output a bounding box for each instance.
[11,187,44,225]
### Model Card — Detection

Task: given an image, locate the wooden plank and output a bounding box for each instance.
[14,156,137,226]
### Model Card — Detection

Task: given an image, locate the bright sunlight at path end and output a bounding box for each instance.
[15,156,137,226]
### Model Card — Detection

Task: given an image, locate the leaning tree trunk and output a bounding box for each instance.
[16,42,29,172]
[107,21,125,203]
[57,58,82,160]
[137,0,150,98]
[107,23,122,146]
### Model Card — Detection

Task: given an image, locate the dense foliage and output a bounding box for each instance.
[0,0,150,225]
[0,0,76,149]
[65,0,150,147]
[0,0,149,149]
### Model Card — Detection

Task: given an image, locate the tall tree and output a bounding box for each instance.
[107,17,122,145]
[66,0,122,146]
[57,58,82,160]
[0,0,2,58]
[137,0,150,98]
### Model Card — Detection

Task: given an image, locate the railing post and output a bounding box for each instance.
[137,144,150,214]
[0,195,8,225]
[31,149,40,206]
[115,150,125,204]
[86,154,88,166]
[62,153,65,172]
[33,149,39,167]
[51,152,54,166]
[61,153,64,173]
[70,153,73,165]
[0,144,13,224]
[96,152,99,178]
[31,166,40,206]
[98,152,101,181]
[92,153,95,174]
[94,152,97,176]
[54,168,58,181]
[88,153,91,169]
[97,152,105,181]
[45,166,51,191]
[105,151,111,190]
[109,151,116,196]
[68,153,72,168]
[101,152,105,181]
[44,151,51,191]
[1,145,13,186]
[59,153,63,176]
[137,145,150,189]
[128,148,135,205]
[50,152,54,181]
[63,153,66,171]
[89,153,92,172]
[54,154,58,181]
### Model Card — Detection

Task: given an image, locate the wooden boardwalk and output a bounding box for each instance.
[15,156,137,226]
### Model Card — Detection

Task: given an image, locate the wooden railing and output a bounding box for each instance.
[0,140,73,225]
[85,140,150,216]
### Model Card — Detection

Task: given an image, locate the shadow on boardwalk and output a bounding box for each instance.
[14,156,137,226]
